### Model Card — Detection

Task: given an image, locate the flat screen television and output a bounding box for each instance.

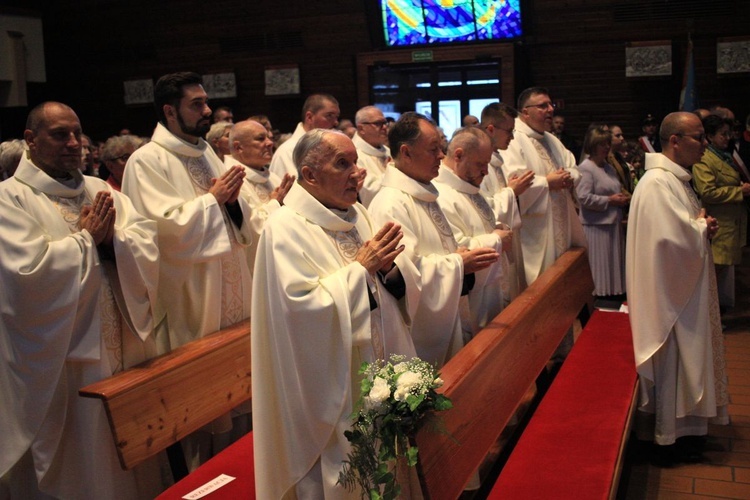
[378,0,523,47]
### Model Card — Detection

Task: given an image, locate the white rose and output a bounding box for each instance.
[365,376,391,409]
[433,377,444,388]
[393,362,409,374]
[394,371,423,401]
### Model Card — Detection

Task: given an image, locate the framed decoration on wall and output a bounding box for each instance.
[625,41,672,77]
[123,79,154,105]
[265,65,300,96]
[717,38,750,74]
[203,73,237,99]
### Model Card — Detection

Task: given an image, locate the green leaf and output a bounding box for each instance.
[406,445,419,466]
[407,393,425,412]
[434,395,453,411]
[361,377,373,395]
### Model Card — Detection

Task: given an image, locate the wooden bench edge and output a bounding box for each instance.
[79,319,251,400]
[609,377,640,500]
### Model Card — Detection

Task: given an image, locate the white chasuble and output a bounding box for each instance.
[269,122,306,178]
[435,166,505,334]
[480,151,527,303]
[626,153,729,445]
[0,156,164,499]
[352,133,390,207]
[251,183,415,499]
[501,118,587,285]
[369,167,467,367]
[224,156,282,270]
[122,123,254,349]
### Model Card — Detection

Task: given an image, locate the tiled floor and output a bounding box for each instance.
[618,248,750,499]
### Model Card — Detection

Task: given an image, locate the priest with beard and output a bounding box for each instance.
[251,129,417,498]
[122,72,257,466]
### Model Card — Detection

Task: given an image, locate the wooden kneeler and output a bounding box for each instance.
[79,320,252,475]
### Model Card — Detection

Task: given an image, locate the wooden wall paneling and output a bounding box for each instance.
[0,0,747,149]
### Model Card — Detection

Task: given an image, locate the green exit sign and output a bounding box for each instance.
[412,50,433,62]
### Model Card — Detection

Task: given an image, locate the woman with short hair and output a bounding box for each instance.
[693,114,750,311]
[576,126,630,298]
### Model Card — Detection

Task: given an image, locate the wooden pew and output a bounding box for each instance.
[78,320,251,471]
[413,246,595,499]
[84,247,597,499]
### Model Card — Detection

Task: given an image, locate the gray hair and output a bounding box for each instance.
[0,139,25,179]
[354,105,381,126]
[293,128,345,177]
[206,121,232,144]
[100,135,142,162]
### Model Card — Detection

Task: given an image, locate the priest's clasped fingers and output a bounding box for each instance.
[508,170,534,196]
[79,191,115,246]
[270,174,295,205]
[458,246,500,274]
[547,169,571,190]
[356,222,405,274]
[210,165,246,205]
[493,228,513,252]
[697,208,720,239]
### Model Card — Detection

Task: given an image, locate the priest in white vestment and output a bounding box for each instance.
[434,127,511,334]
[270,93,340,178]
[369,112,500,367]
[122,72,256,351]
[252,129,417,498]
[121,72,257,466]
[626,112,729,453]
[479,102,534,303]
[225,119,295,268]
[0,102,165,499]
[500,87,587,286]
[352,105,391,207]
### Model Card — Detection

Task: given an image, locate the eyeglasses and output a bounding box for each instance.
[676,133,706,143]
[361,121,388,128]
[524,102,556,111]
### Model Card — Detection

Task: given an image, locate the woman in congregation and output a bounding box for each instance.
[692,114,750,312]
[206,121,232,161]
[99,134,143,191]
[607,125,633,196]
[575,126,630,299]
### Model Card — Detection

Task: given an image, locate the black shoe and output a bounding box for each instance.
[650,441,705,467]
[650,444,681,467]
[677,435,707,454]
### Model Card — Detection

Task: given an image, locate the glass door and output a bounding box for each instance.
[370,61,501,137]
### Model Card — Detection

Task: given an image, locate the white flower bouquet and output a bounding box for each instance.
[338,354,452,499]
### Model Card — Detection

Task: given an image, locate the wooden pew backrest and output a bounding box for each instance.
[79,320,252,470]
[415,247,594,500]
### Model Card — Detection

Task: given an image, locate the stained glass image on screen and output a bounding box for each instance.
[380,0,522,47]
